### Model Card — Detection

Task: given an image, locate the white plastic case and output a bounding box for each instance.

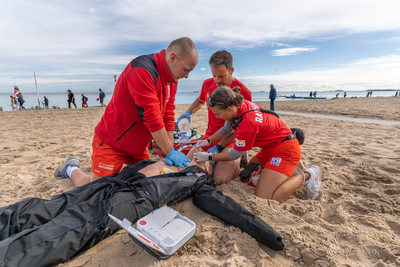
[136,206,196,255]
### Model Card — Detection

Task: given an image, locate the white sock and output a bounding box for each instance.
[66,166,79,178]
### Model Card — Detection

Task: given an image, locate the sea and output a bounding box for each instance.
[0,90,397,112]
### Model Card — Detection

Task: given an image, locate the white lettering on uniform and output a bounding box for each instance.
[255,111,263,123]
[98,163,114,170]
[250,102,263,123]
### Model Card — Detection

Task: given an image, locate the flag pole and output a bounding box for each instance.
[34,71,40,109]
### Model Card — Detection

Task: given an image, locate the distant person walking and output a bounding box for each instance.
[313,91,317,100]
[309,91,313,98]
[43,96,49,109]
[10,95,17,111]
[67,89,77,109]
[17,92,26,110]
[15,94,20,110]
[98,89,107,108]
[269,84,277,111]
[344,92,347,98]
[81,94,88,108]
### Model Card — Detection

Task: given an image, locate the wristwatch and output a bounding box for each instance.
[216,144,224,153]
[208,154,213,161]
[206,138,211,145]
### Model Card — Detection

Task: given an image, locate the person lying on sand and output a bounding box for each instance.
[55,155,213,188]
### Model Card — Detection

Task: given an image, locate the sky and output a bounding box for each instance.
[1,0,400,94]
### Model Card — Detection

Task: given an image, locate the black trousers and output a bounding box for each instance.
[68,99,77,108]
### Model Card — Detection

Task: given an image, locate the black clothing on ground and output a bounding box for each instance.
[0,161,284,267]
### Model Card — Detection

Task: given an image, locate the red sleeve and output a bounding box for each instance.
[164,82,177,131]
[233,120,257,151]
[241,86,252,102]
[198,80,208,102]
[126,68,165,132]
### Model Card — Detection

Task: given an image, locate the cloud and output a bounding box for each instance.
[270,43,288,47]
[238,54,400,91]
[271,46,318,56]
[112,0,400,46]
[2,1,400,52]
[0,0,399,93]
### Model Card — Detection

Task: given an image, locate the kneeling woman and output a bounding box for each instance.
[193,86,322,203]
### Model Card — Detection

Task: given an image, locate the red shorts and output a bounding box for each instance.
[256,139,301,177]
[91,133,150,176]
[199,133,234,152]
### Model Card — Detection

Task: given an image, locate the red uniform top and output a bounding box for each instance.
[199,78,252,136]
[95,49,177,157]
[233,101,292,151]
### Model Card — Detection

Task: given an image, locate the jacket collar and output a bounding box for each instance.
[154,49,177,83]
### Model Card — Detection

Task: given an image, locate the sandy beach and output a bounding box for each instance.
[0,96,399,267]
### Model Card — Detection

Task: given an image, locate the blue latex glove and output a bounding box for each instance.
[176,110,191,125]
[166,149,191,168]
[207,145,220,154]
[207,145,220,166]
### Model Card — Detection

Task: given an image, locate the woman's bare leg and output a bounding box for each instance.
[188,146,239,184]
[212,147,240,185]
[255,169,310,203]
[248,155,310,203]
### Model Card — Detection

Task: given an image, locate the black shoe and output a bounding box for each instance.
[240,151,248,168]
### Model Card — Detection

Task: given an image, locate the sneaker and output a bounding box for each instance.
[54,156,80,179]
[304,165,322,199]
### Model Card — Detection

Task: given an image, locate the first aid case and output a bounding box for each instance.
[136,206,196,255]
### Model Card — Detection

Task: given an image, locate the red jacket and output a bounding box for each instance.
[199,78,252,136]
[95,49,177,157]
[233,101,292,151]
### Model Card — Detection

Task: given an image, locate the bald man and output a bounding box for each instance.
[55,37,199,187]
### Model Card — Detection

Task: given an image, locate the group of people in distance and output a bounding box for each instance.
[309,90,318,99]
[10,91,26,111]
[67,88,107,109]
[10,92,50,110]
[54,37,322,203]
[10,88,107,111]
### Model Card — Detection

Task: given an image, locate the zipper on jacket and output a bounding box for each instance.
[117,121,138,140]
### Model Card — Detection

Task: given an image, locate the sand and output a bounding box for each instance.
[0,96,399,267]
[265,97,400,121]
